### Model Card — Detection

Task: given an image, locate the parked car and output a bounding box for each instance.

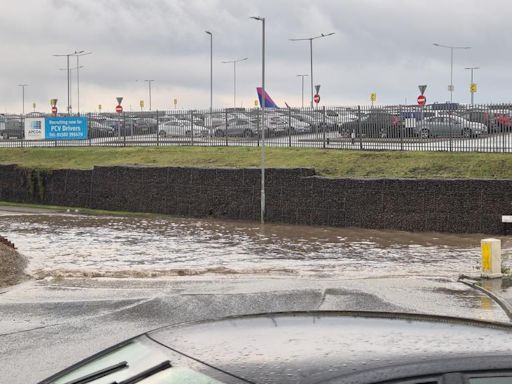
[309,111,340,132]
[267,116,290,135]
[204,114,228,128]
[460,109,496,133]
[289,117,311,133]
[492,110,512,133]
[88,121,115,139]
[415,115,487,138]
[214,118,258,137]
[0,119,24,139]
[133,117,158,134]
[325,109,358,128]
[338,111,402,138]
[158,120,208,137]
[291,112,319,129]
[290,112,337,133]
[41,311,512,384]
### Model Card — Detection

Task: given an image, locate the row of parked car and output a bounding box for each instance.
[88,110,347,139]
[2,107,512,140]
[115,108,512,140]
[334,110,489,139]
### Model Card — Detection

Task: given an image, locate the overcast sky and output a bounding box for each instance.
[1,0,510,113]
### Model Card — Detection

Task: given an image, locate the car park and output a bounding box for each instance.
[415,115,487,138]
[40,311,512,384]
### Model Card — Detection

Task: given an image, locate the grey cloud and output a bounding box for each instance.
[0,0,511,113]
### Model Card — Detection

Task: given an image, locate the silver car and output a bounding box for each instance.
[214,118,258,137]
[415,115,487,138]
[158,120,208,137]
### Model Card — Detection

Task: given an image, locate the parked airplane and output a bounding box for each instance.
[256,87,290,109]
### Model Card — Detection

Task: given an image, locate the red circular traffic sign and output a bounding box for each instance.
[314,94,320,104]
[115,105,123,113]
[51,106,57,114]
[417,95,427,106]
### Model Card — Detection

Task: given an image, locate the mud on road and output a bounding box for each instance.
[0,242,28,288]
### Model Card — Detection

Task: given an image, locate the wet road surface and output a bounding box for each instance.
[1,277,510,383]
[1,206,512,383]
[0,207,504,280]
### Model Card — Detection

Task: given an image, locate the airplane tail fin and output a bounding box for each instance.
[256,87,279,108]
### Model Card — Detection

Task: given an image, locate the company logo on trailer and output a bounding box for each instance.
[24,117,45,140]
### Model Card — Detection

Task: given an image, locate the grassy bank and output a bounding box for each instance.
[0,147,511,179]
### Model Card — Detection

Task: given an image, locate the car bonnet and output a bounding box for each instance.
[147,311,512,383]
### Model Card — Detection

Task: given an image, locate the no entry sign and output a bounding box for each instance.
[115,105,123,113]
[417,95,427,106]
[51,106,58,114]
[313,94,320,104]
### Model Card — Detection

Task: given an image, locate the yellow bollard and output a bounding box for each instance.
[481,238,502,279]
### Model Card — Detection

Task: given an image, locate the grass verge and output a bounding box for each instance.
[0,146,511,179]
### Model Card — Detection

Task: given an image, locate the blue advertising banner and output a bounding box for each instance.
[45,117,88,140]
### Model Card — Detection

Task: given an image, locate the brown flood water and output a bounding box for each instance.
[0,209,510,280]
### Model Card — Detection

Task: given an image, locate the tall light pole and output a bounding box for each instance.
[18,84,28,115]
[144,80,155,110]
[433,43,471,102]
[290,33,335,108]
[59,66,84,111]
[296,74,308,108]
[465,66,479,106]
[74,51,92,115]
[53,52,76,114]
[205,31,213,114]
[251,16,265,224]
[222,57,248,108]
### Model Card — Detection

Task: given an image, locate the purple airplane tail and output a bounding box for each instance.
[256,87,279,108]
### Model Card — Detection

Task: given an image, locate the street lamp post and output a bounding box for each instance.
[251,16,265,224]
[296,74,308,108]
[205,31,213,114]
[53,52,76,114]
[18,84,28,115]
[59,66,84,112]
[290,33,335,108]
[465,66,480,106]
[222,58,248,108]
[144,80,155,111]
[433,43,471,102]
[74,51,92,115]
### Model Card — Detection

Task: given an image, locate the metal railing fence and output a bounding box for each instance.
[1,103,512,152]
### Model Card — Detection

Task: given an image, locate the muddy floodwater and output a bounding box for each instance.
[1,208,509,280]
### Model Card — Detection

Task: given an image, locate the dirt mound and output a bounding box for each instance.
[0,243,28,288]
